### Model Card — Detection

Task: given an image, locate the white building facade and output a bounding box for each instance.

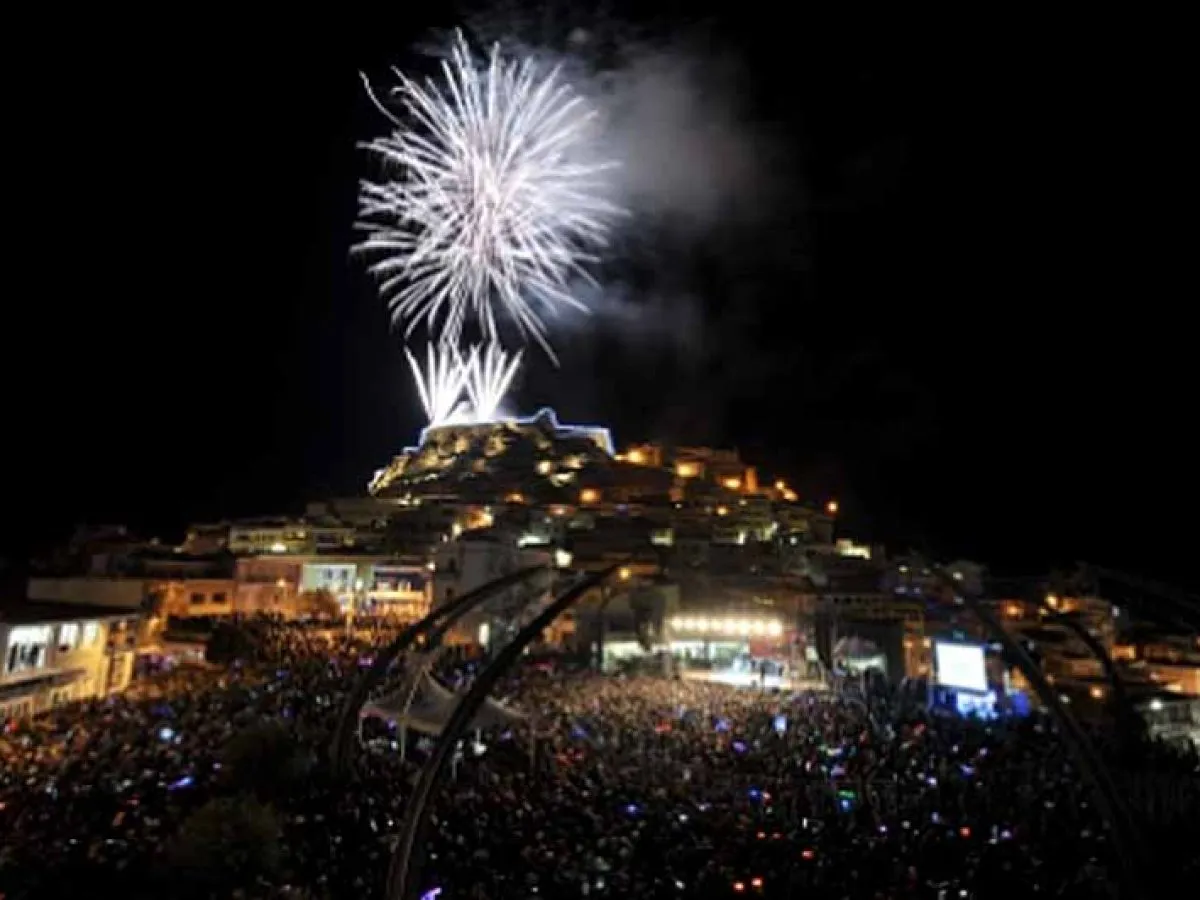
[1,604,139,721]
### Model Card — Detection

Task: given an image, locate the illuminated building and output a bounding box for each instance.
[430,531,557,644]
[370,408,615,498]
[225,519,362,556]
[616,443,662,467]
[1,601,138,720]
[671,446,757,492]
[181,522,230,554]
[155,579,238,618]
[227,519,311,555]
[232,555,430,620]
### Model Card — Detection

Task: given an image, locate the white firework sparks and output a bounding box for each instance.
[464,341,524,422]
[356,30,620,360]
[405,342,470,426]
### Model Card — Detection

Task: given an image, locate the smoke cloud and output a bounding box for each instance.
[588,39,774,229]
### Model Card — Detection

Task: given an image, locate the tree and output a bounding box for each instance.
[204,620,257,665]
[300,588,341,619]
[219,720,312,801]
[169,796,282,893]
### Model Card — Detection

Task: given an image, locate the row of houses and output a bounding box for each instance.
[2,540,435,721]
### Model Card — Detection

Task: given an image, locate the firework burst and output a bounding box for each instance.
[356,30,620,360]
[464,341,524,422]
[405,342,470,427]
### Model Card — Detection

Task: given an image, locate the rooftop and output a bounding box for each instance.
[0,600,139,626]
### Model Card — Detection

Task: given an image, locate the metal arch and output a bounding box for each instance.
[1079,562,1200,634]
[1034,602,1132,730]
[387,564,621,900]
[931,571,1148,900]
[329,565,549,776]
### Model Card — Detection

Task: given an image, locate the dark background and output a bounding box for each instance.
[4,7,1190,584]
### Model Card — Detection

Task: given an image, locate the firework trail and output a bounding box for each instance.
[356,30,620,361]
[464,342,524,422]
[405,343,470,426]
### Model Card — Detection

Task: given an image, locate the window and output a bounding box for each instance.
[212,592,227,605]
[5,625,52,675]
[82,623,100,646]
[190,592,204,605]
[57,623,80,652]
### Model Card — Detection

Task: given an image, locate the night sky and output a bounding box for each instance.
[6,7,1190,584]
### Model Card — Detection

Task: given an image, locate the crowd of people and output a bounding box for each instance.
[1,616,1196,899]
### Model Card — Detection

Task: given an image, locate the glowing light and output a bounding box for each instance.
[825,500,839,515]
[723,477,742,491]
[716,506,729,516]
[676,462,699,478]
[408,407,614,459]
[619,566,631,581]
[505,492,525,503]
[355,31,620,360]
[463,341,523,422]
[580,488,600,504]
[405,343,469,426]
[627,449,644,464]
[766,621,783,637]
[1089,685,1105,700]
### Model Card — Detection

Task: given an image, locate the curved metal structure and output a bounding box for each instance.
[933,572,1147,900]
[1079,563,1200,634]
[329,565,548,776]
[1036,602,1130,725]
[387,564,621,900]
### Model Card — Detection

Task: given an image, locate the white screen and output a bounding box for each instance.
[935,642,987,692]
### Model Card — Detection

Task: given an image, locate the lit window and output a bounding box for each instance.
[57,623,80,650]
[5,626,52,674]
[82,623,100,646]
